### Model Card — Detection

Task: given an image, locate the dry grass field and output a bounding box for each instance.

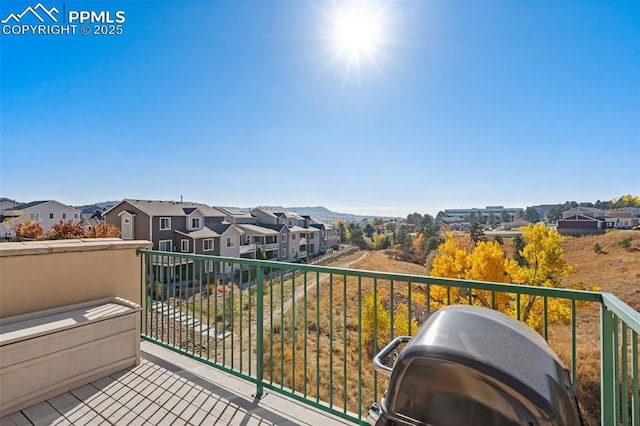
[352,230,640,425]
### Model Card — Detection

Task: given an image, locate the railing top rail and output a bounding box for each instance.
[138,249,603,303]
[601,293,640,334]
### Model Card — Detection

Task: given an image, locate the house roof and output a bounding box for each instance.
[9,200,48,210]
[558,214,603,222]
[253,208,304,221]
[236,224,278,236]
[207,223,244,236]
[289,225,309,233]
[216,207,255,219]
[175,228,220,239]
[106,199,227,218]
[6,200,80,212]
[259,223,288,232]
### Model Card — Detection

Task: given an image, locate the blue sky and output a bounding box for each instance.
[1,0,639,217]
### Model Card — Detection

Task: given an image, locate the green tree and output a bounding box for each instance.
[500,209,511,223]
[349,226,367,249]
[364,222,376,239]
[395,224,412,260]
[487,212,497,228]
[385,221,397,234]
[524,207,540,223]
[468,221,484,244]
[372,217,385,226]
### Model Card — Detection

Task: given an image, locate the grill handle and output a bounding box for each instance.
[373,336,412,376]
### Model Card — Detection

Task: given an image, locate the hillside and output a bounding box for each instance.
[562,231,639,309]
[348,230,639,426]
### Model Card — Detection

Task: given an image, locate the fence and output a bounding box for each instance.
[139,250,640,425]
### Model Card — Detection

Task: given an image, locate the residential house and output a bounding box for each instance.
[288,225,310,261]
[310,223,341,252]
[251,208,323,261]
[205,223,255,276]
[251,208,306,228]
[0,200,83,238]
[216,207,257,225]
[235,224,280,260]
[561,207,606,221]
[557,214,605,235]
[259,223,291,262]
[605,209,639,229]
[103,199,227,251]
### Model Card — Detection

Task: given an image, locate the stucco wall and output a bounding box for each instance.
[0,238,152,318]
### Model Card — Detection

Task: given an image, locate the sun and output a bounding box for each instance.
[333,6,381,58]
[324,2,389,81]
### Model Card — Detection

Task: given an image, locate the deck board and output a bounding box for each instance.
[1,341,356,425]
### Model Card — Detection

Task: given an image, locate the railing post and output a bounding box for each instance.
[255,264,264,398]
[601,305,616,425]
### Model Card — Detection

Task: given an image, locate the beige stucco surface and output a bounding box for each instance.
[0,239,152,318]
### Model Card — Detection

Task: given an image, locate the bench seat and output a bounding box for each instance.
[0,297,140,417]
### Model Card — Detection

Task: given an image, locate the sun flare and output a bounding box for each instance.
[324,2,389,81]
[333,7,381,57]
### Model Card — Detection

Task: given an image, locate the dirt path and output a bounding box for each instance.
[227,250,369,372]
[270,251,369,320]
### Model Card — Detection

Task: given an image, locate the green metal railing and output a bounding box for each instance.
[139,250,640,425]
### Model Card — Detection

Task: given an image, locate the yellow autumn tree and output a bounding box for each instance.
[430,225,584,334]
[507,224,577,331]
[393,303,419,337]
[430,233,469,279]
[361,291,391,359]
[428,233,470,308]
[465,240,517,310]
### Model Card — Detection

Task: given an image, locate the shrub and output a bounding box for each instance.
[14,221,44,240]
[618,238,631,250]
[593,243,604,254]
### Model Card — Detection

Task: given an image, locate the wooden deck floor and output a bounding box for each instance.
[1,341,358,426]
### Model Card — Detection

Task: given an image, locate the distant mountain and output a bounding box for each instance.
[75,201,118,213]
[255,206,396,223]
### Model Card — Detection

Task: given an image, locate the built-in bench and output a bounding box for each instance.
[0,297,140,417]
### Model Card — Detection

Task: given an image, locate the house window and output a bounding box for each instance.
[281,248,287,258]
[159,240,172,252]
[288,220,293,226]
[281,234,287,242]
[292,234,296,240]
[204,260,214,273]
[181,239,189,252]
[226,237,235,248]
[203,239,213,251]
[29,213,39,221]
[49,213,54,219]
[191,217,201,229]
[74,213,79,219]
[160,217,171,230]
[62,213,67,219]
